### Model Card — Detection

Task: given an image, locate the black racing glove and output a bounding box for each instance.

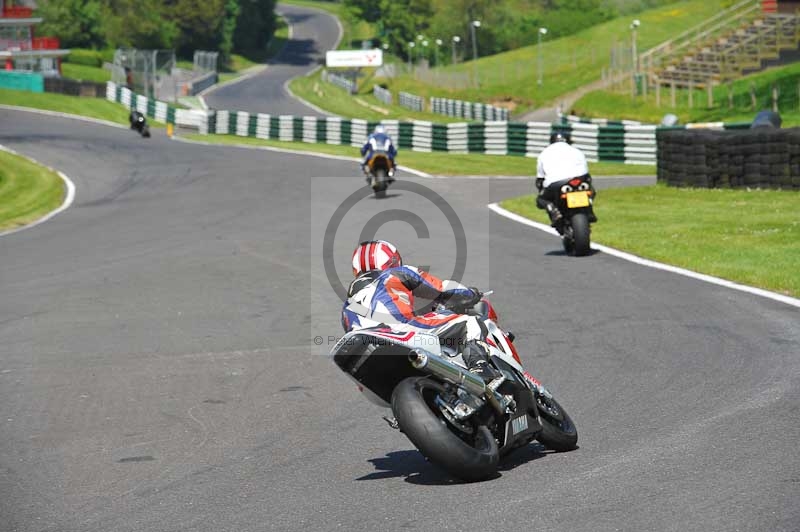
[439,287,482,314]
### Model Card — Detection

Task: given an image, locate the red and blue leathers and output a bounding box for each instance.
[342,265,486,347]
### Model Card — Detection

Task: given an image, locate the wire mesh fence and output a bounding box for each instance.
[193,51,219,73]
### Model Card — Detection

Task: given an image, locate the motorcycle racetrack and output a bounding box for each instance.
[1,6,799,532]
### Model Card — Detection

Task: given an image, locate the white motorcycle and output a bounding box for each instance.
[330,292,578,481]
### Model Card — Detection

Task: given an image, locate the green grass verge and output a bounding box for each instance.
[573,62,800,127]
[289,70,468,122]
[291,0,726,116]
[0,150,65,232]
[61,63,112,83]
[501,184,800,297]
[0,88,132,124]
[181,132,653,176]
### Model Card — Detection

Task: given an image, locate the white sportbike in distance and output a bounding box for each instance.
[330,293,578,481]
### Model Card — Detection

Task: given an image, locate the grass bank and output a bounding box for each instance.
[501,184,800,297]
[181,133,653,176]
[573,63,800,126]
[0,149,65,232]
[0,88,131,124]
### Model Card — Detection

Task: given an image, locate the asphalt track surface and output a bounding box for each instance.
[2,7,800,532]
[202,3,341,116]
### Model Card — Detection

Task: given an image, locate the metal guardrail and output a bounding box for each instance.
[373,85,392,105]
[321,70,356,94]
[398,91,424,112]
[430,97,509,121]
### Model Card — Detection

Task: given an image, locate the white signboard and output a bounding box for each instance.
[325,49,383,68]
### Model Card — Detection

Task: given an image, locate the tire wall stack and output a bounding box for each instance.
[656,128,800,189]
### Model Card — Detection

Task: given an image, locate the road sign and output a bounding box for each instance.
[325,49,383,68]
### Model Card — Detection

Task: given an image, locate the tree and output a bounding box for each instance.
[164,0,227,57]
[234,0,278,53]
[36,0,105,49]
[219,0,241,60]
[102,0,178,49]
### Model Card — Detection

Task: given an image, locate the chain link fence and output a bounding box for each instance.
[193,51,219,73]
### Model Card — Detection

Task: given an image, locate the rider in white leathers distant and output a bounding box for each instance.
[535,131,597,226]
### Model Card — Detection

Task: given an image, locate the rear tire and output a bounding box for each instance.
[571,213,590,256]
[392,377,499,481]
[373,168,388,199]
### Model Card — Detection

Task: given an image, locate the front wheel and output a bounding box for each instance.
[534,393,578,452]
[571,212,591,256]
[392,377,499,481]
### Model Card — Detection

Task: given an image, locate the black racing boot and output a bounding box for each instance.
[546,204,563,227]
[462,340,501,383]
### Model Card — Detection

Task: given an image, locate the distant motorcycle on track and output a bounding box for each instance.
[129,110,151,138]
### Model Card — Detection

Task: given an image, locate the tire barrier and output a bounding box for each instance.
[105,81,754,167]
[656,127,800,189]
[430,97,509,121]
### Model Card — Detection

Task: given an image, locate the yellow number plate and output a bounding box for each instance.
[566,191,590,208]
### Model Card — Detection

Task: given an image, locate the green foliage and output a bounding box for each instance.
[220,0,242,60]
[36,1,275,63]
[64,49,103,67]
[36,0,105,49]
[235,0,279,52]
[101,0,179,49]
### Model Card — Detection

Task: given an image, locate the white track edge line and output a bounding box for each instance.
[487,202,800,309]
[0,145,76,237]
[170,135,432,177]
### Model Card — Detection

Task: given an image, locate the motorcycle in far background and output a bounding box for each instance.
[129,110,150,138]
[363,150,394,199]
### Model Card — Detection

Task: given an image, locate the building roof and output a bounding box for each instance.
[0,17,43,25]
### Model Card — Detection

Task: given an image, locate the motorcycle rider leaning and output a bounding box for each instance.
[342,240,501,383]
[361,125,397,180]
[535,131,598,227]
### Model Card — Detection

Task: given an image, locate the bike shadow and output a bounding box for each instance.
[545,249,601,257]
[356,450,459,485]
[356,443,552,485]
[368,192,402,200]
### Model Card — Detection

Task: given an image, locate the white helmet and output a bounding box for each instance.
[373,124,386,135]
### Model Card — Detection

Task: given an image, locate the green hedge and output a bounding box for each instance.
[64,49,115,67]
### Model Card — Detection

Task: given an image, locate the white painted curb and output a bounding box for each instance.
[0,144,76,237]
[487,202,800,309]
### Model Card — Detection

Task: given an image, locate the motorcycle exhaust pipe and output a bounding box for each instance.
[408,350,486,398]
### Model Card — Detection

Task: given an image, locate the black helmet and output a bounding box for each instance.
[549,130,571,144]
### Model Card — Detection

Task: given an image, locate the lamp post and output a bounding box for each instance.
[408,41,415,71]
[470,20,481,86]
[630,19,640,75]
[452,35,461,64]
[435,38,442,67]
[537,27,547,86]
[422,39,429,65]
